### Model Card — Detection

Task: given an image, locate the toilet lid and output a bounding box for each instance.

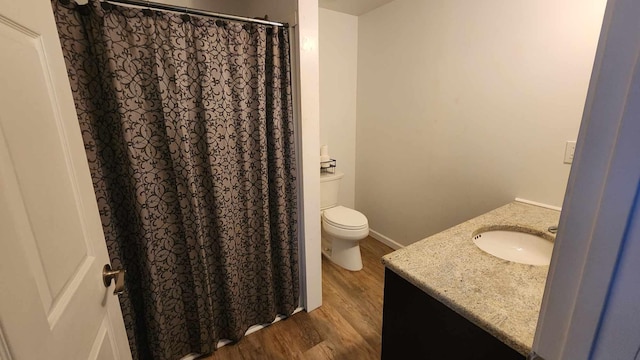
[323,206,368,230]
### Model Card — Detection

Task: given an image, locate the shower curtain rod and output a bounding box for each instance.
[101,0,288,27]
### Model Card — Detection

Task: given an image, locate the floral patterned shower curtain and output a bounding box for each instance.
[52,1,299,359]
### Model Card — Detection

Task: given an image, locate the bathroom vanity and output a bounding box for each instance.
[380,202,560,358]
[382,269,523,359]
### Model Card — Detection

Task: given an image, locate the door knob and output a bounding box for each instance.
[103,264,126,295]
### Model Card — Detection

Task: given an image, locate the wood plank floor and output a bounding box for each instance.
[204,237,394,360]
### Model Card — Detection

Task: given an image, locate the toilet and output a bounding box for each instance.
[320,171,369,271]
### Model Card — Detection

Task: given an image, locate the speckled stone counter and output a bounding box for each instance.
[381,201,560,355]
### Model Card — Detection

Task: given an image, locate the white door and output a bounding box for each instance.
[0,0,132,359]
[532,0,640,358]
[590,194,640,359]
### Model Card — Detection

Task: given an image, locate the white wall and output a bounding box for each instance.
[319,9,358,208]
[356,0,606,246]
[295,0,322,311]
[236,0,297,23]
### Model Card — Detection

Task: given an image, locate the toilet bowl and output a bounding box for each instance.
[320,172,369,271]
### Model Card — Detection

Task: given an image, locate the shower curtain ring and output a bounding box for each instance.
[142,0,152,16]
[181,6,190,21]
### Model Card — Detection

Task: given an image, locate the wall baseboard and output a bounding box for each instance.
[369,229,404,250]
[514,198,562,211]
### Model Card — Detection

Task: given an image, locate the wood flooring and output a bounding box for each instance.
[204,237,394,360]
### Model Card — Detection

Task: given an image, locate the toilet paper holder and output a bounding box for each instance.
[321,159,336,173]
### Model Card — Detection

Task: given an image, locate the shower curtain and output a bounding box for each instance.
[52,1,299,359]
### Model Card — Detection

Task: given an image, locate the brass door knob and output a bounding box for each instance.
[103,264,126,295]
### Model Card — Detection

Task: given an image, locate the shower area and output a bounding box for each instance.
[52,0,302,358]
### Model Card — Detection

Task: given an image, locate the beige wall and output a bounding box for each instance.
[319,9,358,208]
[356,0,606,246]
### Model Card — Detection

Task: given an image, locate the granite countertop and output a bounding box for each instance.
[381,201,560,355]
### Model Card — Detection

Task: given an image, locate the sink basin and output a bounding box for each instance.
[472,229,553,265]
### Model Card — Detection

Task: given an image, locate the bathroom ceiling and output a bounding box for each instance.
[319,0,395,16]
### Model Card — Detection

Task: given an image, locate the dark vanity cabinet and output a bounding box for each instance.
[381,269,525,360]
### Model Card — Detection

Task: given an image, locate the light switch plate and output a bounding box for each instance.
[564,141,577,164]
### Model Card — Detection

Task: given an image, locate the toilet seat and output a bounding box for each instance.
[323,220,369,241]
[322,206,368,230]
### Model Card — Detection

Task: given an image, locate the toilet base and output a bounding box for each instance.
[321,235,363,271]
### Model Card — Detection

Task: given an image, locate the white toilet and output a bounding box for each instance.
[320,171,369,271]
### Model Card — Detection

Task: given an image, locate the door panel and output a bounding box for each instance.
[0,1,131,359]
[89,319,118,360]
[0,13,90,317]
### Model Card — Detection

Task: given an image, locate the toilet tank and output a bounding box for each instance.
[320,171,344,210]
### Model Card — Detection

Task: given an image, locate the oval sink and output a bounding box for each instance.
[472,230,553,266]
